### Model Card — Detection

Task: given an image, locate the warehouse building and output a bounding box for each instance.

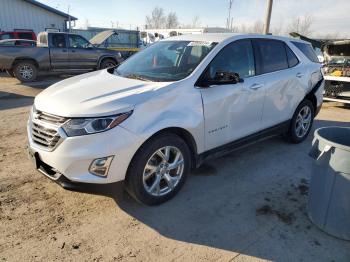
[0,0,77,35]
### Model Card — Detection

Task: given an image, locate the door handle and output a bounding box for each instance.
[296,73,304,78]
[249,83,263,90]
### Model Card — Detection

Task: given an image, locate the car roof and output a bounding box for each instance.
[163,33,310,45]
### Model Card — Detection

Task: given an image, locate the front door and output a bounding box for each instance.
[49,33,69,70]
[68,34,98,70]
[199,39,266,150]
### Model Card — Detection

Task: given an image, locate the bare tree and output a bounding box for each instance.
[145,7,166,29]
[316,32,341,40]
[271,24,284,36]
[84,19,90,29]
[234,21,264,34]
[166,12,179,29]
[252,21,264,34]
[286,14,313,36]
[191,16,201,28]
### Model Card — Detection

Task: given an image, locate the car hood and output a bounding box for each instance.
[34,70,170,117]
[89,30,117,46]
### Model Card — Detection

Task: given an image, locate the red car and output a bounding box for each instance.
[0,30,36,41]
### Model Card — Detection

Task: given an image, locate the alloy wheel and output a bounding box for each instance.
[19,65,33,80]
[295,105,312,138]
[143,146,184,197]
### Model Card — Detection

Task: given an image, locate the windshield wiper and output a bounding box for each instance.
[124,74,152,82]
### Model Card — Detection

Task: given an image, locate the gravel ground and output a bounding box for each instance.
[0,73,350,261]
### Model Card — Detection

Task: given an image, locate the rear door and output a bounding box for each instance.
[67,34,98,69]
[252,39,306,129]
[199,39,266,150]
[49,33,69,70]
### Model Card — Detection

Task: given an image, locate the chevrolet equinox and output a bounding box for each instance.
[27,34,324,205]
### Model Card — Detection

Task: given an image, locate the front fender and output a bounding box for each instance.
[120,84,205,153]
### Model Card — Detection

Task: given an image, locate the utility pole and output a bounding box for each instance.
[68,5,71,32]
[263,0,273,34]
[227,0,233,30]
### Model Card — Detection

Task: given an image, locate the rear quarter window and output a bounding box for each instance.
[285,45,299,67]
[292,41,319,63]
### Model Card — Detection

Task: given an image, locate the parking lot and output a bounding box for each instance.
[0,73,349,261]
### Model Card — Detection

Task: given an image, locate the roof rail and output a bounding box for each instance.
[14,28,34,32]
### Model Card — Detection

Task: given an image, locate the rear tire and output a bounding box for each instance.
[286,99,314,143]
[100,58,117,69]
[14,61,37,82]
[126,133,191,205]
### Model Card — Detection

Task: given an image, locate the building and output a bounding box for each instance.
[0,0,77,35]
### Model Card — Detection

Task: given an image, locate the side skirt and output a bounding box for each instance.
[196,120,290,167]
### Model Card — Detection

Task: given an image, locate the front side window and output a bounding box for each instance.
[206,39,255,79]
[115,41,217,82]
[51,34,66,48]
[255,39,288,74]
[68,35,90,48]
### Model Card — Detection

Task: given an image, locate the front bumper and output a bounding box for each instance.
[27,123,143,184]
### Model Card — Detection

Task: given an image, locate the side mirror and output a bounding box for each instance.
[198,71,243,88]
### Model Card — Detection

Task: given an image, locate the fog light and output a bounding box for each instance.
[89,156,114,177]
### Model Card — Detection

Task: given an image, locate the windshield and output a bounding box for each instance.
[328,57,350,66]
[115,40,217,82]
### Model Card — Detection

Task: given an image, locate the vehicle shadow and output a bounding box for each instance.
[59,118,350,261]
[0,74,71,110]
[0,91,34,111]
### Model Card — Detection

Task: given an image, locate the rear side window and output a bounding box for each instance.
[18,32,34,40]
[292,42,319,63]
[285,45,299,67]
[254,39,288,74]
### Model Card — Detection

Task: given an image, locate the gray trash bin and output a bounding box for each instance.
[308,126,350,240]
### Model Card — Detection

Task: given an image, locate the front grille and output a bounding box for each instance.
[30,110,67,150]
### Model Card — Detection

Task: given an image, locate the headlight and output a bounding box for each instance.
[62,111,132,137]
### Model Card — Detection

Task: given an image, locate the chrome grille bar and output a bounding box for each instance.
[30,110,68,151]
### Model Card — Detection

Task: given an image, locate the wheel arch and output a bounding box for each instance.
[125,127,198,184]
[305,91,317,113]
[12,57,39,69]
[97,56,118,69]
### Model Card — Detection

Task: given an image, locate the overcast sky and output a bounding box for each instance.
[40,0,349,37]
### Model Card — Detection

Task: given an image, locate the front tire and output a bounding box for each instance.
[14,61,37,82]
[286,99,314,143]
[126,133,191,205]
[100,58,117,69]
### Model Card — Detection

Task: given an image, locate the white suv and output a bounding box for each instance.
[27,34,324,205]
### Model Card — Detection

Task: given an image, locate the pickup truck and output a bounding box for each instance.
[0,31,123,82]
